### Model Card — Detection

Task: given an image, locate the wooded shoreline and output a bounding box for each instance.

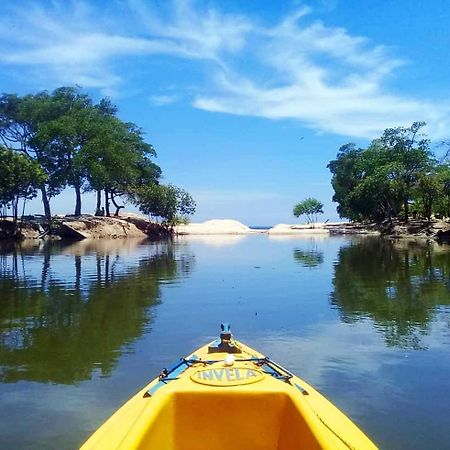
[2,216,450,242]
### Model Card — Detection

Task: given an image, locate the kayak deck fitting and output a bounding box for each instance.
[81,324,377,450]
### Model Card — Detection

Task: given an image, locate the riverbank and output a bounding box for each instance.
[0,214,169,240]
[176,219,450,241]
[2,216,450,241]
[175,220,379,236]
[380,219,450,241]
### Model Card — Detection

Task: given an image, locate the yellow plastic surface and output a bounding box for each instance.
[81,339,378,449]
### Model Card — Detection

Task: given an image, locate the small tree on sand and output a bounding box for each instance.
[293,198,324,225]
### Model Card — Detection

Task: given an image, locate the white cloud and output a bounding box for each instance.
[1,1,449,138]
[192,9,450,138]
[149,94,179,106]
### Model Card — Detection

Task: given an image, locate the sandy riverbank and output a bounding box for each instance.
[267,223,330,235]
[5,215,449,241]
[175,219,378,236]
[175,219,261,235]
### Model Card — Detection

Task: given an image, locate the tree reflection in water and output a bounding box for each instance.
[331,237,450,349]
[293,247,324,269]
[0,240,194,384]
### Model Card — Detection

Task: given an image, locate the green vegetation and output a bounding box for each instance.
[134,184,196,227]
[0,146,45,222]
[328,122,450,223]
[293,197,324,224]
[0,87,195,225]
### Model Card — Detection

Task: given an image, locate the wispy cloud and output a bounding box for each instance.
[1,0,449,138]
[149,94,179,106]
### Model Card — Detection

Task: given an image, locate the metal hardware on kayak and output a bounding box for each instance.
[208,322,242,354]
[295,383,309,396]
[145,354,305,398]
[145,322,303,397]
[144,355,200,397]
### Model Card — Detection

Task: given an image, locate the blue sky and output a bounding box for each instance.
[1,0,450,225]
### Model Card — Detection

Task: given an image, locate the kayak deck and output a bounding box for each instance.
[81,326,377,449]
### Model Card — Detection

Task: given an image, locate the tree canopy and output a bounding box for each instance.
[0,146,45,221]
[0,87,195,223]
[133,184,196,226]
[293,198,324,224]
[328,122,444,222]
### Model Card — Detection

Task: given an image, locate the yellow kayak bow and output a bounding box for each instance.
[81,324,377,450]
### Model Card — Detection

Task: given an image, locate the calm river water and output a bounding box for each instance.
[1,235,450,449]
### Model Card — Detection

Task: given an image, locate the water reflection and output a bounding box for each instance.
[293,246,324,268]
[331,237,450,349]
[0,240,194,384]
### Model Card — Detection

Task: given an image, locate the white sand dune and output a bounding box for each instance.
[267,223,330,235]
[175,219,256,235]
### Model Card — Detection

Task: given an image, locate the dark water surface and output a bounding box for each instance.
[1,235,450,449]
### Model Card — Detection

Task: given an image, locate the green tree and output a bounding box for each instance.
[0,88,161,218]
[327,143,363,220]
[348,143,403,222]
[329,122,434,223]
[377,122,432,221]
[435,164,450,218]
[34,87,95,216]
[83,113,161,216]
[0,92,61,217]
[134,184,196,226]
[0,146,45,223]
[293,198,324,224]
[415,171,441,220]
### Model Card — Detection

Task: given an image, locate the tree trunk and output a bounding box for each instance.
[96,190,102,213]
[12,196,18,222]
[104,189,110,217]
[12,196,19,236]
[41,185,51,218]
[404,199,409,223]
[74,184,82,216]
[110,193,124,216]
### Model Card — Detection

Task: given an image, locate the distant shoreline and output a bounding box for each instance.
[2,216,450,242]
[174,219,377,236]
[175,219,450,241]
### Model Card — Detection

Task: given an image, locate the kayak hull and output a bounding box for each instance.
[81,336,377,449]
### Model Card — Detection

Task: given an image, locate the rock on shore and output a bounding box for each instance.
[0,213,169,240]
[60,215,148,239]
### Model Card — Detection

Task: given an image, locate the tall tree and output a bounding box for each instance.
[328,144,364,221]
[293,198,324,224]
[0,92,66,217]
[0,146,45,223]
[134,184,196,226]
[377,122,432,221]
[83,114,161,216]
[329,122,434,223]
[34,87,95,216]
